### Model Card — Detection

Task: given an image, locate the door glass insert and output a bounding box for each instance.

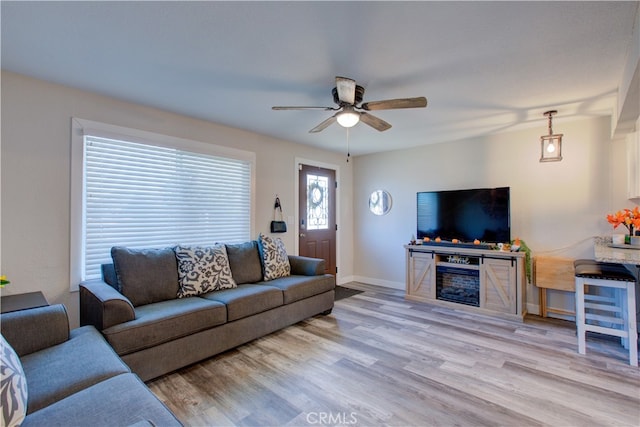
[307,174,329,230]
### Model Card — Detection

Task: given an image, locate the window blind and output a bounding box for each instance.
[82,135,252,280]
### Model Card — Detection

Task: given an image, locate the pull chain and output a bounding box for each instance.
[346,127,350,163]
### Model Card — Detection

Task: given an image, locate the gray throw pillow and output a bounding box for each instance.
[225,241,263,284]
[111,247,179,307]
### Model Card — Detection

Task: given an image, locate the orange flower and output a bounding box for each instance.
[607,207,639,235]
[607,210,627,228]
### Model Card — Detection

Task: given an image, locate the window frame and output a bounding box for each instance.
[70,118,256,291]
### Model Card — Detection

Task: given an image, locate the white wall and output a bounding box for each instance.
[352,115,634,316]
[1,70,635,325]
[1,71,354,327]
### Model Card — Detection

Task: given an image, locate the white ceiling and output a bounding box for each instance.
[2,1,638,156]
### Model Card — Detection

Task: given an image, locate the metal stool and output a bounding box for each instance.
[574,259,637,366]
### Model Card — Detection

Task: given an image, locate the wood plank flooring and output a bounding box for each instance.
[147,282,640,426]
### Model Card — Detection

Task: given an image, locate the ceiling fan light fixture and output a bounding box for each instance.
[272,76,427,133]
[336,107,360,128]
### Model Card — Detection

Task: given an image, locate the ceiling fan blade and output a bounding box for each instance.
[272,106,336,111]
[361,97,427,111]
[309,114,338,133]
[335,76,356,105]
[359,112,392,132]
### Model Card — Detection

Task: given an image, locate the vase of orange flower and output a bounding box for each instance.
[606,207,640,244]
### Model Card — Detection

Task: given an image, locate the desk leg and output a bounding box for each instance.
[539,288,548,317]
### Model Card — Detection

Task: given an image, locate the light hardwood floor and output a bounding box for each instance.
[147,283,640,426]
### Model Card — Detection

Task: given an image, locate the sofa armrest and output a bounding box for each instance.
[1,304,70,357]
[288,255,326,276]
[80,279,136,330]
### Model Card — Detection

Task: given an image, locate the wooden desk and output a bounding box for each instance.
[1,291,48,314]
[534,256,576,317]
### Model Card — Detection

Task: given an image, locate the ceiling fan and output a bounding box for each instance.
[272,76,427,133]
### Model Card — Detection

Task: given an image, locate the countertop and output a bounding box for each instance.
[593,236,640,265]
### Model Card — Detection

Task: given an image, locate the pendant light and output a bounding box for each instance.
[540,110,563,162]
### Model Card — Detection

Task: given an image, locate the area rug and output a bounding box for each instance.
[334,285,364,301]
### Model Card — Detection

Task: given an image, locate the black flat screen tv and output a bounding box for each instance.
[417,187,510,243]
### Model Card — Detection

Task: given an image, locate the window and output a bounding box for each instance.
[306,174,329,230]
[71,119,255,289]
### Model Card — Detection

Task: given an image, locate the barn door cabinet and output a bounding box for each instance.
[407,250,436,299]
[405,244,526,322]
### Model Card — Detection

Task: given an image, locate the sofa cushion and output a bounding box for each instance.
[225,241,263,284]
[1,335,28,427]
[102,297,227,355]
[201,284,283,321]
[111,247,179,307]
[260,275,336,304]
[258,234,291,281]
[22,373,181,427]
[20,326,130,414]
[175,244,237,297]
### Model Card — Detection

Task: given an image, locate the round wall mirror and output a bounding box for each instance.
[369,190,392,216]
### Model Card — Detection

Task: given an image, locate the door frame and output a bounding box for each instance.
[294,157,341,278]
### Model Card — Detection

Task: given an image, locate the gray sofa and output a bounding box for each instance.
[79,240,335,381]
[1,304,181,427]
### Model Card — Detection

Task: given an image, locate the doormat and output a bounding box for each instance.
[334,286,364,301]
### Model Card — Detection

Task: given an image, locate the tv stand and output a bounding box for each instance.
[405,244,527,321]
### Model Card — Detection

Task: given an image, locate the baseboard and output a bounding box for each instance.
[527,302,540,317]
[349,276,405,290]
[336,275,356,286]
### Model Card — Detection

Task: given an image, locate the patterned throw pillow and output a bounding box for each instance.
[1,335,28,427]
[258,234,291,281]
[174,244,237,298]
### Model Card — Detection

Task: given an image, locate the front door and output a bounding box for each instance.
[298,164,337,276]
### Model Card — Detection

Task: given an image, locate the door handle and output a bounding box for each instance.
[299,233,306,237]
